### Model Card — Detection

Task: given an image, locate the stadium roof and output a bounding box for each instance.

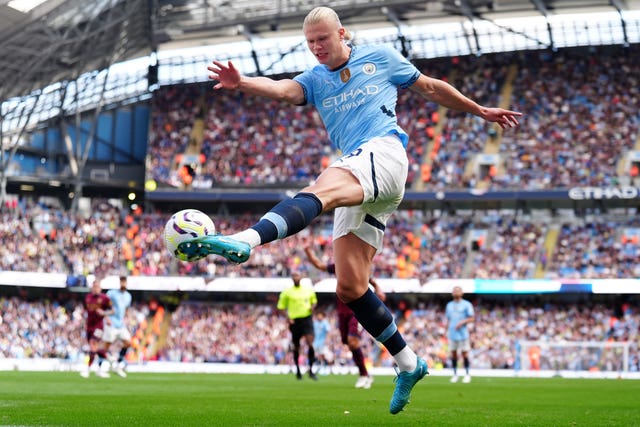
[0,0,637,102]
[0,0,152,101]
[153,0,631,47]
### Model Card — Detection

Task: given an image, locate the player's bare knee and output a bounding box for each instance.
[336,283,367,303]
[336,270,370,302]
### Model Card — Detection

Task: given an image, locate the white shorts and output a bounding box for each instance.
[331,135,408,252]
[449,339,471,352]
[102,325,132,343]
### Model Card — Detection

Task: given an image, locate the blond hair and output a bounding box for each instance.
[303,6,352,41]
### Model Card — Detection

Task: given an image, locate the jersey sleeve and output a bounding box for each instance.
[383,46,420,89]
[103,295,112,310]
[276,290,288,310]
[293,70,316,106]
[466,301,475,317]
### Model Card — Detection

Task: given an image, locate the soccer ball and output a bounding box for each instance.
[164,209,215,261]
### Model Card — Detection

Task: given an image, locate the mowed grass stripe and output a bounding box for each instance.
[1,372,638,426]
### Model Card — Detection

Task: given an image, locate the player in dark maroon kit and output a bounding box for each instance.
[80,278,113,378]
[305,245,385,389]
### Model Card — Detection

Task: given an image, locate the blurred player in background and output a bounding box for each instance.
[312,310,332,375]
[81,278,113,378]
[103,276,133,378]
[277,271,318,380]
[181,5,520,413]
[446,286,475,383]
[305,244,381,389]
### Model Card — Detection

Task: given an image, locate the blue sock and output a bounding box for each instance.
[251,192,323,244]
[347,289,407,356]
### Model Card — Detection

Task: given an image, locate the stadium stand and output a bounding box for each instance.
[3,197,640,281]
[1,0,639,379]
[143,45,639,190]
[495,45,640,190]
[2,293,637,374]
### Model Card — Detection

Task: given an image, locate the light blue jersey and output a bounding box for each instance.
[313,319,329,350]
[106,289,132,329]
[445,299,474,342]
[313,318,330,349]
[294,44,419,155]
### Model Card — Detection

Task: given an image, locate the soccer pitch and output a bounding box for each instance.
[1,372,638,426]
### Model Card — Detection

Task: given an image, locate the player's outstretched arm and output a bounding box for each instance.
[304,246,329,272]
[207,60,305,105]
[409,74,522,129]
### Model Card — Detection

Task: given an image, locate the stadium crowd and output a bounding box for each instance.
[1,294,638,374]
[0,295,145,362]
[496,46,640,190]
[427,54,511,189]
[2,198,640,282]
[144,45,639,191]
[545,219,640,279]
[147,85,206,188]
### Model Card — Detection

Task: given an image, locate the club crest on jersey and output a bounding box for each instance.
[340,68,351,83]
[363,63,376,75]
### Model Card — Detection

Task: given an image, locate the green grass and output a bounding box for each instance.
[1,372,639,426]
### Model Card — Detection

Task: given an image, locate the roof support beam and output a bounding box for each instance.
[459,0,481,55]
[0,92,41,212]
[382,6,410,58]
[610,0,630,46]
[240,25,263,76]
[57,3,132,211]
[530,0,555,50]
[477,15,550,49]
[262,38,307,75]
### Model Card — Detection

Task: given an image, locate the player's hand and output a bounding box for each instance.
[369,277,385,302]
[207,60,241,90]
[482,107,522,129]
